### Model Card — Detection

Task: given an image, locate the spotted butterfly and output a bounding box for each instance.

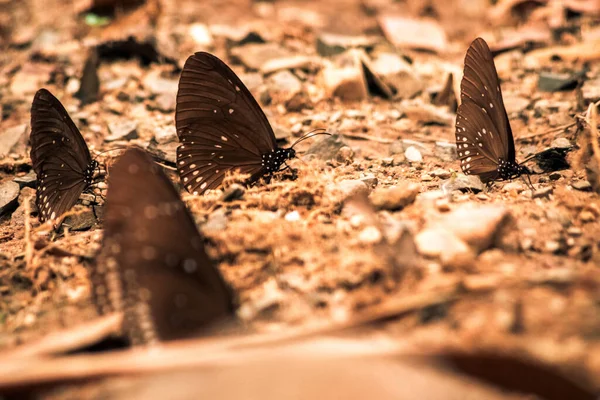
[91,148,235,344]
[455,38,530,182]
[175,52,298,195]
[30,89,98,225]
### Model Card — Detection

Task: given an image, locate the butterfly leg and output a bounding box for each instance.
[279,163,298,181]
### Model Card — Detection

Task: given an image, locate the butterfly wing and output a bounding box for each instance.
[176,52,276,195]
[30,89,93,222]
[92,148,235,344]
[456,38,515,181]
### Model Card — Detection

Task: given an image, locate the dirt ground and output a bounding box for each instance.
[0,0,600,398]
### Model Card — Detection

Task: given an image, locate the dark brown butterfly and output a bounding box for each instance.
[30,89,98,224]
[455,38,530,183]
[175,52,300,195]
[91,148,235,345]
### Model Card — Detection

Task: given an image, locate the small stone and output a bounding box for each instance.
[13,171,37,189]
[336,146,354,163]
[62,208,98,231]
[404,146,422,162]
[435,198,451,212]
[142,71,178,96]
[566,227,582,237]
[370,182,420,211]
[430,169,451,179]
[579,210,596,223]
[268,70,302,101]
[220,184,245,202]
[231,43,291,70]
[476,193,489,201]
[284,210,301,222]
[335,180,370,202]
[381,157,394,167]
[435,141,457,162]
[378,15,447,53]
[316,32,378,57]
[502,181,525,192]
[358,226,382,244]
[360,174,378,189]
[438,205,511,253]
[106,120,138,142]
[572,180,592,191]
[203,209,228,233]
[370,52,423,99]
[401,100,454,125]
[503,95,530,115]
[548,172,562,181]
[154,126,177,144]
[0,124,28,158]
[261,55,320,75]
[532,186,553,199]
[320,61,367,102]
[153,93,176,113]
[520,237,533,251]
[415,228,475,270]
[421,174,433,182]
[0,181,20,215]
[441,174,485,193]
[189,23,213,47]
[544,240,561,253]
[306,134,348,161]
[551,137,572,149]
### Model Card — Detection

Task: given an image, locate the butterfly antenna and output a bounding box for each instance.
[290,128,331,149]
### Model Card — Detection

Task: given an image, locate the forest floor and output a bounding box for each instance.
[0,0,599,398]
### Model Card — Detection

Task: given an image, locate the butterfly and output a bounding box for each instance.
[175,52,325,195]
[30,89,99,224]
[455,38,531,183]
[91,148,235,345]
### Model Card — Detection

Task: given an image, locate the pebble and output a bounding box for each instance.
[441,174,485,193]
[548,172,561,181]
[284,210,301,222]
[316,32,377,57]
[306,134,348,161]
[336,146,354,163]
[0,181,20,215]
[544,240,561,253]
[154,93,176,113]
[430,169,451,179]
[404,146,422,162]
[370,52,423,99]
[420,173,433,182]
[63,209,98,231]
[358,226,383,244]
[267,70,302,103]
[189,23,213,47]
[415,228,475,270]
[434,141,457,162]
[370,182,420,211]
[335,180,370,201]
[154,126,177,144]
[381,157,394,167]
[203,209,228,233]
[571,180,592,191]
[320,61,367,102]
[401,100,454,125]
[360,174,378,189]
[566,226,582,237]
[106,120,138,142]
[220,184,245,202]
[231,43,291,71]
[579,210,596,223]
[0,124,27,157]
[502,181,525,193]
[13,171,37,188]
[551,137,572,149]
[437,205,511,253]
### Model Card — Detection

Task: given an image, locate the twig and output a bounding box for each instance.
[342,132,396,144]
[516,121,577,141]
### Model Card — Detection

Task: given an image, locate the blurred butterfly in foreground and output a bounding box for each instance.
[30,89,102,226]
[91,148,235,345]
[455,38,532,184]
[176,52,328,195]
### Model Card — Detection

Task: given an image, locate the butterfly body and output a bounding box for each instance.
[176,52,297,195]
[456,38,529,184]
